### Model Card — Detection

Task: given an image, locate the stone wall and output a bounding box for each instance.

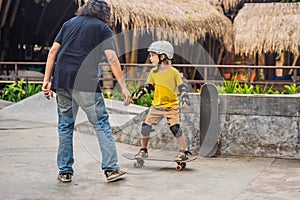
[112,94,300,159]
[219,94,300,159]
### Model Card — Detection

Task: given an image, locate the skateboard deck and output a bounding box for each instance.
[199,83,219,158]
[122,153,197,171]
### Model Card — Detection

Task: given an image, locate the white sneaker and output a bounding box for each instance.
[57,173,72,183]
[104,169,126,182]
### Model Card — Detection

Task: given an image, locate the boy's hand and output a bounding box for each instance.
[180,93,190,109]
[132,84,154,100]
[181,102,190,109]
[131,91,143,99]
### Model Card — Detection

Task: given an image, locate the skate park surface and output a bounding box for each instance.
[0,93,299,200]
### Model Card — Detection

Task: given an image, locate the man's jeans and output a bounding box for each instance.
[56,88,120,175]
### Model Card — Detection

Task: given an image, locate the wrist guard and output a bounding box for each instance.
[178,84,190,106]
[132,84,154,98]
[178,83,188,96]
[181,93,190,106]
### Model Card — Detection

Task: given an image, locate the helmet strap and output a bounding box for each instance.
[158,54,167,64]
[155,54,168,72]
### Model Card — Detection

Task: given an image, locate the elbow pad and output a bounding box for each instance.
[132,84,154,98]
[178,83,190,106]
[144,84,154,93]
[178,83,188,95]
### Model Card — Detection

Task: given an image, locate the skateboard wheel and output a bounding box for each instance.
[133,162,139,168]
[182,163,186,169]
[176,165,183,171]
[134,160,144,168]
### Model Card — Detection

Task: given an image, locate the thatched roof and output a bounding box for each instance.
[209,0,242,12]
[234,3,300,55]
[95,0,234,49]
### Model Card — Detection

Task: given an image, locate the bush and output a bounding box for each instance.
[206,79,298,95]
[283,83,300,94]
[1,79,42,102]
[105,82,154,107]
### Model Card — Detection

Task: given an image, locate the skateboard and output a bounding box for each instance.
[122,153,198,171]
[199,83,219,158]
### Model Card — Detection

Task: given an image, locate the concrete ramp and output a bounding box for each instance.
[0,99,14,109]
[0,92,147,130]
[0,92,57,124]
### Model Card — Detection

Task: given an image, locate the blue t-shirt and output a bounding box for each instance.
[52,16,115,92]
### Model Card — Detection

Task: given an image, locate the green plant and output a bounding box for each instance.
[25,82,42,97]
[236,83,253,94]
[216,85,226,94]
[269,90,283,94]
[1,79,42,102]
[283,83,300,94]
[223,75,240,93]
[111,82,153,107]
[252,84,275,94]
[281,0,300,2]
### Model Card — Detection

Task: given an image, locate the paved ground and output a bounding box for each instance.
[0,93,300,200]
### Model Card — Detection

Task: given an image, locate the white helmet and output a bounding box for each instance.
[148,40,174,59]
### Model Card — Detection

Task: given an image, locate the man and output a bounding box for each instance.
[42,0,131,182]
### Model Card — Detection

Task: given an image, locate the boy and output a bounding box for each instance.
[132,40,191,161]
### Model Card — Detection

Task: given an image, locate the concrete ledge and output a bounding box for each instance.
[111,93,300,159]
[219,94,300,159]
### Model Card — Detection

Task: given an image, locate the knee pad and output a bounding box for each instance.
[141,123,153,137]
[170,124,182,138]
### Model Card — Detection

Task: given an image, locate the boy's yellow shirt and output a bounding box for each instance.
[147,66,183,108]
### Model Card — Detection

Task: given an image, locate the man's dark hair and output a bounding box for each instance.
[76,0,111,24]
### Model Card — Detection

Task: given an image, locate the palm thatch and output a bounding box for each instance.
[209,0,242,12]
[100,0,234,49]
[234,3,300,56]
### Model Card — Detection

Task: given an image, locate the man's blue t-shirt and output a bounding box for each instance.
[52,16,115,92]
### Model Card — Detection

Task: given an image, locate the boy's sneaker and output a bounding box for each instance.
[104,169,126,182]
[57,173,72,183]
[174,150,191,162]
[134,148,148,159]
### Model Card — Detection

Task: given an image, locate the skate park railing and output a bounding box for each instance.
[0,62,46,84]
[120,63,300,86]
[0,62,299,87]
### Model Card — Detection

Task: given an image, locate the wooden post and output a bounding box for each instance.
[0,0,12,62]
[217,46,224,65]
[208,38,214,77]
[0,0,12,28]
[249,53,257,83]
[276,52,284,76]
[258,52,265,80]
[9,0,20,28]
[35,4,47,35]
[129,27,138,83]
[288,54,299,75]
[0,0,3,12]
[181,42,188,78]
[214,44,224,76]
[138,56,151,87]
[191,41,203,82]
[122,22,131,64]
